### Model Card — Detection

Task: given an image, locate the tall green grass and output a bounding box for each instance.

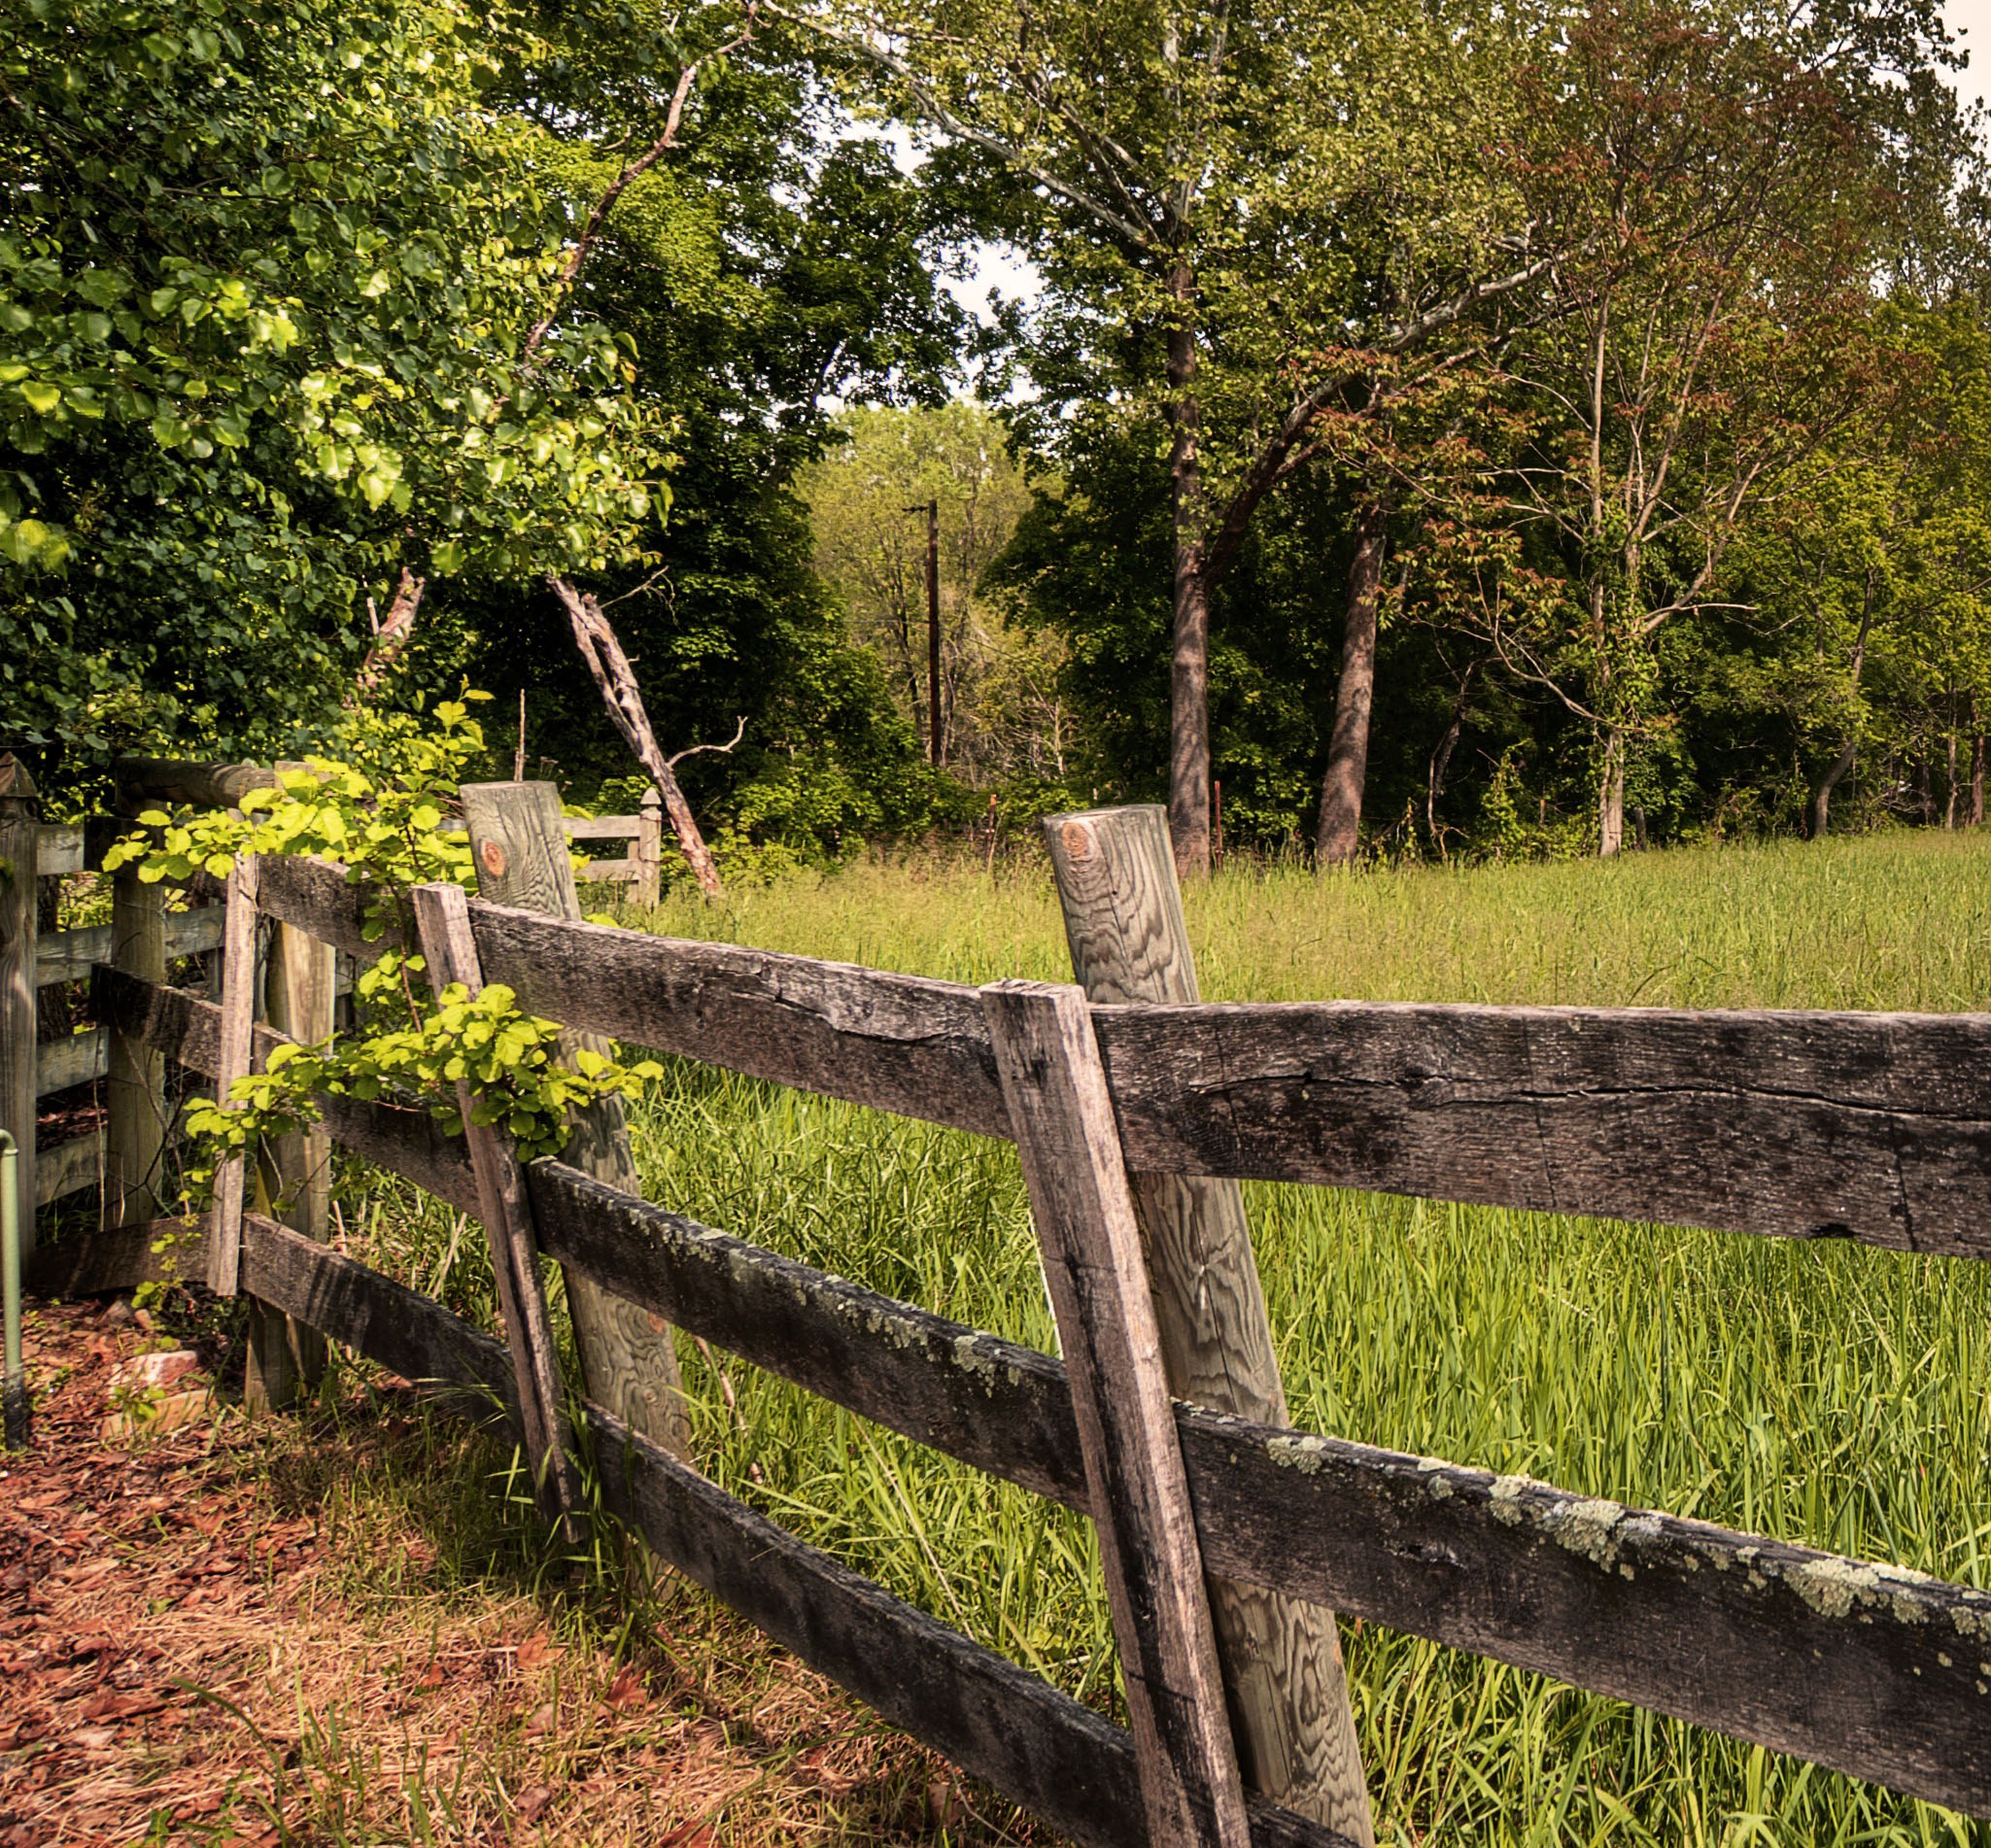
[419,831,1991,1844]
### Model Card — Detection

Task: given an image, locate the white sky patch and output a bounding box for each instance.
[1945,0,1991,110]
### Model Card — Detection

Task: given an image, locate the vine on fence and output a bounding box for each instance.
[106,693,665,1206]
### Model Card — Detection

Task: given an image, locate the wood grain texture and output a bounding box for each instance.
[35,822,83,876]
[33,1130,104,1209]
[412,879,580,1526]
[1045,805,1371,1838]
[36,905,224,988]
[112,757,278,814]
[36,1028,106,1098]
[585,1400,1353,1848]
[205,858,260,1296]
[635,789,662,908]
[984,978,1252,1848]
[24,1215,205,1295]
[238,1214,517,1427]
[1,762,37,1252]
[253,854,398,960]
[1094,999,1991,1254]
[465,903,1010,1137]
[94,969,479,1213]
[461,781,689,1459]
[104,859,166,1231]
[248,916,334,1411]
[1175,1405,1991,1815]
[526,1161,1086,1507]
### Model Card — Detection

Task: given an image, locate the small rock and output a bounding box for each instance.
[102,1300,135,1328]
[100,1386,215,1444]
[112,1350,201,1393]
[132,1308,157,1334]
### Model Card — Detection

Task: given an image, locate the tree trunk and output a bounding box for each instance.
[1315,502,1387,867]
[1809,569,1874,840]
[1946,723,1960,830]
[1166,263,1212,879]
[1597,730,1625,858]
[547,575,723,897]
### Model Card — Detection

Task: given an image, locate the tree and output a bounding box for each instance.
[789,0,1570,875]
[2,0,674,804]
[804,403,1063,782]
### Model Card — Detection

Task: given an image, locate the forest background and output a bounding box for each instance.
[9,0,1991,876]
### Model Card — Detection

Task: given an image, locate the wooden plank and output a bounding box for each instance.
[104,857,166,1231]
[25,1215,204,1296]
[112,757,278,814]
[1046,805,1370,1836]
[528,1158,1991,1815]
[247,913,334,1411]
[528,1160,1086,1507]
[205,858,259,1296]
[34,1130,103,1209]
[465,904,1010,1138]
[36,905,224,987]
[575,856,637,881]
[411,879,581,1525]
[35,824,83,876]
[635,789,662,907]
[93,970,479,1213]
[587,1402,1350,1848]
[461,781,689,1457]
[238,1214,518,1426]
[1094,1000,1991,1256]
[984,978,1252,1848]
[36,1028,107,1098]
[254,854,398,960]
[1,758,37,1251]
[564,815,643,841]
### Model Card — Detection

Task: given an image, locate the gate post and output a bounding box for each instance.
[1042,803,1374,1842]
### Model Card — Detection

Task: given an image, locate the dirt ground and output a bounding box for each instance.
[0,1298,1042,1847]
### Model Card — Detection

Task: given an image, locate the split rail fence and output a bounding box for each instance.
[10,770,1991,1841]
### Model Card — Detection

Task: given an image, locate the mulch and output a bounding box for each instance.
[0,1299,1031,1847]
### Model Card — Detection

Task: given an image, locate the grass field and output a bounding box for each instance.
[360,827,1991,1845]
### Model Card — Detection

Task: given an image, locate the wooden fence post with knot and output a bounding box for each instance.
[1042,803,1375,1844]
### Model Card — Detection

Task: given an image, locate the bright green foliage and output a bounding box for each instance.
[2,0,672,786]
[107,692,666,1194]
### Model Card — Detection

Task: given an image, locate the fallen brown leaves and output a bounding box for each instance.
[0,1299,1045,1847]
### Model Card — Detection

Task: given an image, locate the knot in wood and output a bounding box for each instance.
[1059,821,1091,859]
[480,839,507,878]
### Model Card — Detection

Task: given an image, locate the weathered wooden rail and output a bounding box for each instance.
[18,786,1991,1838]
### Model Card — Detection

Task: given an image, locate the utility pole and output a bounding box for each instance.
[907,497,941,765]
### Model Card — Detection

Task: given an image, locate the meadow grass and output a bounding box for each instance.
[366,829,1991,1845]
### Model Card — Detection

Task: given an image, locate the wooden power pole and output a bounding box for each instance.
[908,499,941,765]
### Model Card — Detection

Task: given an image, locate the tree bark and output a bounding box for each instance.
[1315,502,1387,867]
[1166,263,1212,880]
[1597,729,1625,858]
[1809,570,1874,840]
[351,566,426,702]
[547,575,723,896]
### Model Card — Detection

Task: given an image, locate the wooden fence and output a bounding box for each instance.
[13,774,1991,1840]
[1,770,668,1241]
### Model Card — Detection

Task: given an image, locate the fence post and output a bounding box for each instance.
[105,836,167,1236]
[1042,803,1374,1843]
[0,758,36,1257]
[412,880,582,1529]
[636,787,663,908]
[247,910,333,1411]
[459,780,691,1457]
[982,978,1252,1848]
[206,857,260,1297]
